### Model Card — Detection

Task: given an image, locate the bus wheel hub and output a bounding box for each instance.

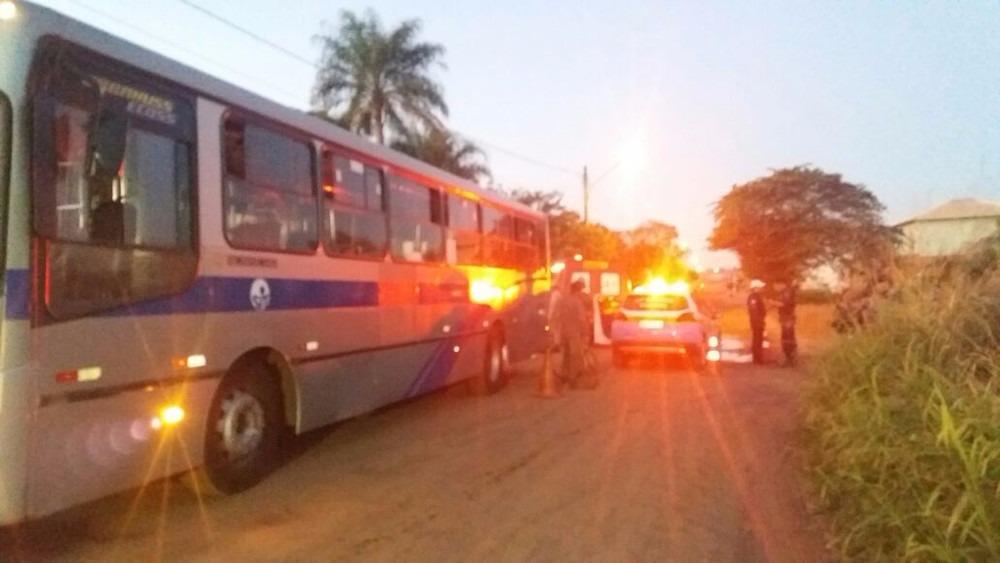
[217,391,265,460]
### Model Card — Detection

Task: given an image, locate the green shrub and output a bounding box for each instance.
[806,271,1000,560]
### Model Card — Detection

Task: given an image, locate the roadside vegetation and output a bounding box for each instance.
[805,240,1000,560]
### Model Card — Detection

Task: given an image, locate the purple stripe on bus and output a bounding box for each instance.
[99,277,378,316]
[5,273,480,320]
[4,270,31,320]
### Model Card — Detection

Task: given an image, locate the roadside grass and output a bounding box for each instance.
[805,272,1000,560]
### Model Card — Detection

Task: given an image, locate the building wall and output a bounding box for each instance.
[899,217,1000,256]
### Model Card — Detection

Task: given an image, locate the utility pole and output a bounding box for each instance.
[583,165,589,224]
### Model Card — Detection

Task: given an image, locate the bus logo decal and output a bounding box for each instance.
[250,278,271,311]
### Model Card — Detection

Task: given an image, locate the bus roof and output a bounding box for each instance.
[15,1,544,220]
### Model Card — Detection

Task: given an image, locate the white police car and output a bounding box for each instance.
[609,279,720,369]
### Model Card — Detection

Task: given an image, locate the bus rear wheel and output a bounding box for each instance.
[468,329,507,396]
[201,362,284,494]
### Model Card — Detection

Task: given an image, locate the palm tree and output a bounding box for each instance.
[312,10,448,145]
[391,128,492,183]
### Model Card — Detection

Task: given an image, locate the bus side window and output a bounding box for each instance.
[447,194,481,265]
[387,175,444,263]
[52,105,91,241]
[320,148,387,260]
[514,217,540,272]
[223,118,317,253]
[482,205,516,269]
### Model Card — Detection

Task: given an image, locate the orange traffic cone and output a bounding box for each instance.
[536,346,560,398]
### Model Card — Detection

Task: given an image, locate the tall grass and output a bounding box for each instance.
[805,270,1000,560]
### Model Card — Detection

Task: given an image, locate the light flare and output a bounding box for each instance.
[0,1,18,21]
[633,277,689,296]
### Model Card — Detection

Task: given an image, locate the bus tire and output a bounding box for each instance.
[468,329,506,396]
[201,361,285,494]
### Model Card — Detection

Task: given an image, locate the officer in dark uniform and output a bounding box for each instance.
[555,280,590,387]
[774,281,798,367]
[747,280,767,364]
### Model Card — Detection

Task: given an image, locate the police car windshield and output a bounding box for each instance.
[624,294,689,312]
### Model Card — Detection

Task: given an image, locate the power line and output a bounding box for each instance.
[173,0,579,178]
[464,135,578,176]
[74,0,578,177]
[66,0,306,106]
[176,0,317,69]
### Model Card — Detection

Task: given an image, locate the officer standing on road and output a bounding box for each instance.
[747,280,767,364]
[555,279,590,388]
[773,280,798,367]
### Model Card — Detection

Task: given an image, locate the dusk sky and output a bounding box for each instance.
[33,0,1000,267]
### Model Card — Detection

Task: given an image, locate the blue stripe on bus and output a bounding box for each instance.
[4,269,31,320]
[4,271,471,320]
[407,337,460,398]
[108,277,379,316]
[405,307,488,398]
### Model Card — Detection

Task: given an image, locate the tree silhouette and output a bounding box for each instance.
[312,10,447,145]
[391,128,491,183]
[710,166,896,282]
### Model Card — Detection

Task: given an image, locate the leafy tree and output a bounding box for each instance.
[312,10,447,145]
[505,189,616,260]
[550,211,622,262]
[391,128,491,182]
[621,220,686,284]
[627,220,679,247]
[709,166,895,283]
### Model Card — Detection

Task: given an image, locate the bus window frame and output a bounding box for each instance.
[220,111,319,255]
[385,173,447,264]
[319,145,389,261]
[446,192,483,266]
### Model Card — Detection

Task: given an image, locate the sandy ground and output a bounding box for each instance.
[1,338,831,562]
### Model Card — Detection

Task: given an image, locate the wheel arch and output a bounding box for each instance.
[224,347,297,431]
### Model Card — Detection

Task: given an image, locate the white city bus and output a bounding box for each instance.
[0,1,550,524]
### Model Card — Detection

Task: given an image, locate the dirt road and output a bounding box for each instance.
[2,352,829,562]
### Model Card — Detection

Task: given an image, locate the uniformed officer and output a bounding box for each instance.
[555,280,590,387]
[773,281,797,367]
[747,280,767,364]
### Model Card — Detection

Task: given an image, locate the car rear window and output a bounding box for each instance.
[624,294,689,312]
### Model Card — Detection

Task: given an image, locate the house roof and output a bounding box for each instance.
[898,198,1000,225]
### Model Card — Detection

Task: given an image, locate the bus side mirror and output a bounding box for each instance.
[89,109,127,181]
